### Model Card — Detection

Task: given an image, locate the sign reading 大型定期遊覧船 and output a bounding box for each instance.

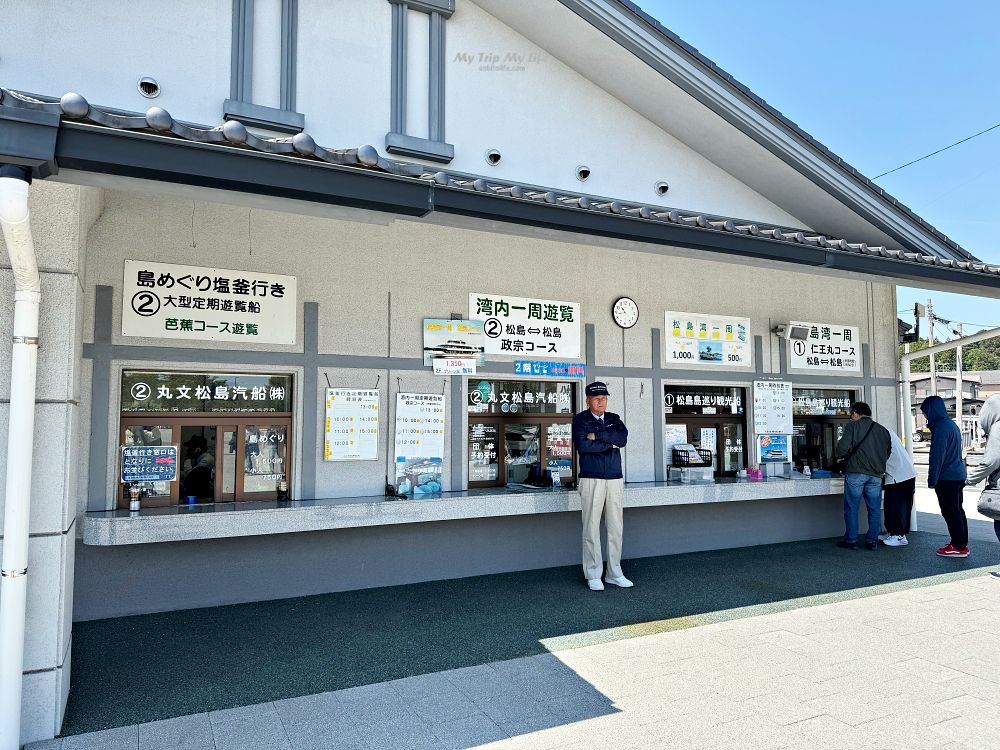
[788,322,862,373]
[663,311,751,368]
[470,294,581,359]
[122,260,297,344]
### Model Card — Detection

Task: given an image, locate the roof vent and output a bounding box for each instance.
[485,149,501,166]
[576,165,591,182]
[654,181,669,196]
[138,77,161,99]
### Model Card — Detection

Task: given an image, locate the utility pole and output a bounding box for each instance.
[955,322,964,440]
[927,298,937,395]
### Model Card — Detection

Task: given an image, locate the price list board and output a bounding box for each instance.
[752,380,792,435]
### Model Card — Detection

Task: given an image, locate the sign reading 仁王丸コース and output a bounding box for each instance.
[663,311,751,368]
[470,294,581,359]
[122,260,297,345]
[787,322,861,373]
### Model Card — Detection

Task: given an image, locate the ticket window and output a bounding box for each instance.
[663,385,748,477]
[791,388,855,473]
[118,371,293,508]
[467,380,576,488]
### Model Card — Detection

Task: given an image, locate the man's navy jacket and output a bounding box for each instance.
[572,410,628,480]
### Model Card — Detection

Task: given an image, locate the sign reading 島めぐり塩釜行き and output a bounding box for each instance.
[470,294,581,359]
[788,322,861,373]
[122,260,297,345]
[663,311,751,368]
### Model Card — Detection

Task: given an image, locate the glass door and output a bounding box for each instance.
[120,423,178,507]
[504,423,542,485]
[219,425,238,501]
[242,423,290,499]
[469,420,501,486]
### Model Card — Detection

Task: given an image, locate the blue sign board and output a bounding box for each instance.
[758,435,789,463]
[513,361,586,378]
[121,445,178,483]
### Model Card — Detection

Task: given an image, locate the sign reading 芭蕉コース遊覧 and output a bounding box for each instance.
[787,322,861,373]
[663,311,751,368]
[122,260,297,345]
[470,294,581,359]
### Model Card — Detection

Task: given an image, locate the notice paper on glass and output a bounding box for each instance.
[753,380,793,435]
[663,424,688,466]
[324,389,380,461]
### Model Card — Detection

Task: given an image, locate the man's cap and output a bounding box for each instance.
[585,381,610,397]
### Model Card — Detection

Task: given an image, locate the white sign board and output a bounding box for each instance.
[663,311,751,368]
[788,322,861,373]
[433,358,477,375]
[471,293,581,359]
[324,389,379,461]
[394,393,446,461]
[122,260,297,344]
[753,380,793,435]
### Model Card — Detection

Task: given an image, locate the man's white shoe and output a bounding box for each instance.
[605,576,634,588]
[587,578,605,591]
[882,535,908,547]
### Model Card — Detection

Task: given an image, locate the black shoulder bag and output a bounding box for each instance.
[835,421,875,474]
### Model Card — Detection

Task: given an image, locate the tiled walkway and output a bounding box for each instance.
[30,569,1000,750]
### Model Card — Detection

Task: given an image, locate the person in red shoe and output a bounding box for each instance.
[920,395,970,558]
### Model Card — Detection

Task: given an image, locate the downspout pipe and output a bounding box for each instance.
[0,165,40,750]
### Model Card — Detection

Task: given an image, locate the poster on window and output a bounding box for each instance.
[122,260,297,344]
[753,380,793,435]
[663,311,751,368]
[788,322,861,373]
[663,423,688,466]
[758,435,789,463]
[394,393,446,496]
[422,319,486,367]
[470,294,581,359]
[324,389,379,461]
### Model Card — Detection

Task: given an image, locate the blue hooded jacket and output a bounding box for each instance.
[920,395,967,486]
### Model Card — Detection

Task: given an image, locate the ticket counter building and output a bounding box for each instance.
[3,0,1000,744]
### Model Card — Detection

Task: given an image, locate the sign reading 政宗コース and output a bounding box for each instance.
[122,260,297,344]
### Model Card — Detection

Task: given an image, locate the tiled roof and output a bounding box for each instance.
[4,87,1000,282]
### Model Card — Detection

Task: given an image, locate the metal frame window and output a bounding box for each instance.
[663,385,748,477]
[386,0,455,163]
[791,387,855,473]
[225,0,305,133]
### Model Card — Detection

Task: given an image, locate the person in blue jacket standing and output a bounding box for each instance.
[572,381,632,591]
[920,395,970,557]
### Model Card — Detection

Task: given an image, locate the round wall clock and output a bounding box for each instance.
[612,297,639,329]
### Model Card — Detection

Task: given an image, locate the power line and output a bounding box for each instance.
[873,121,1000,179]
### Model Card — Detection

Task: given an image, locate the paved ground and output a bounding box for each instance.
[28,487,1000,750]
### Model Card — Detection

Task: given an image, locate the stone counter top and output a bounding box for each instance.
[83,475,844,546]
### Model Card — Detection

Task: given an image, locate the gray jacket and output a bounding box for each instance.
[968,394,1000,487]
[835,416,891,478]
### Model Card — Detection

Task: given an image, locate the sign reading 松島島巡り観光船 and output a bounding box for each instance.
[470,294,581,359]
[663,311,751,368]
[788,322,862,373]
[122,260,297,345]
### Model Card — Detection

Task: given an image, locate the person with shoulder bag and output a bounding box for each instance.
[834,402,892,550]
[967,394,1000,548]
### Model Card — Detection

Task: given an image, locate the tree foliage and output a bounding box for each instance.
[900,336,1000,372]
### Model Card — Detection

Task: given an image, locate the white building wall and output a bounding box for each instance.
[0,181,98,745]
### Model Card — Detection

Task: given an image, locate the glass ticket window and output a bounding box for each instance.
[791,388,854,473]
[663,385,747,477]
[118,371,293,508]
[467,380,577,488]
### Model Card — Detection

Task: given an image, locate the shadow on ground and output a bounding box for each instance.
[62,529,999,735]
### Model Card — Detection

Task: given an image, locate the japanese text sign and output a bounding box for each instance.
[120,372,291,413]
[788,322,861,373]
[394,393,446,461]
[753,380,793,435]
[470,294,581,359]
[122,260,297,345]
[121,445,178,483]
[513,361,586,378]
[325,389,379,461]
[664,311,751,368]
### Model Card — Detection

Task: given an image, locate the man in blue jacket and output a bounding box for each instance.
[573,381,631,591]
[920,395,970,557]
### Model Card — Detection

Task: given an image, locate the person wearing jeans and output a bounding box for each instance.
[835,402,891,550]
[921,395,970,557]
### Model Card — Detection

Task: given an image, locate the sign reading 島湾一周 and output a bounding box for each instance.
[122,260,297,345]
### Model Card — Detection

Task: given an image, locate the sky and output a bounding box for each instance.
[638,0,1000,341]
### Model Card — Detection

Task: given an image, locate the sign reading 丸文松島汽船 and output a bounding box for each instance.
[121,445,178,483]
[120,371,292,413]
[788,322,861,373]
[122,260,297,345]
[753,380,793,436]
[663,311,751,368]
[470,294,581,359]
[324,389,379,461]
